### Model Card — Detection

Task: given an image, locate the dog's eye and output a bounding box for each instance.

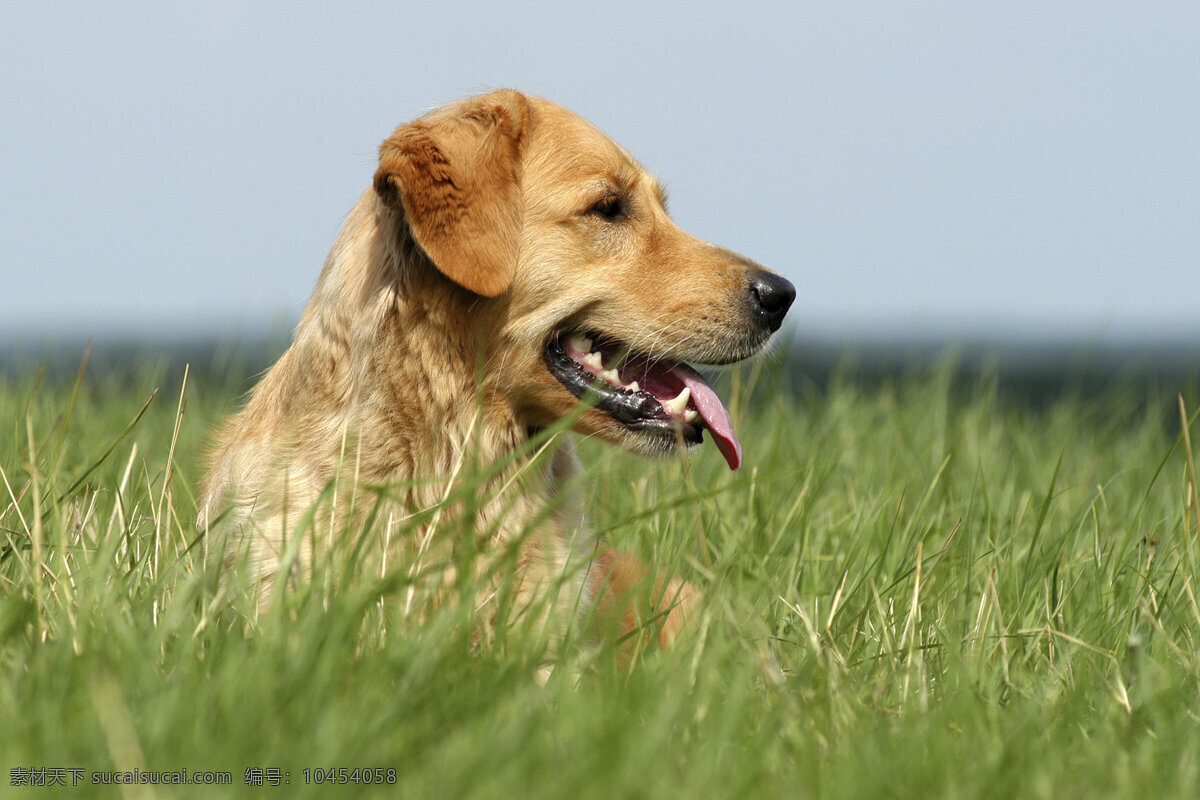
[588,194,625,221]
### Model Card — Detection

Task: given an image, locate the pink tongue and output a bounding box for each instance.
[673,365,743,471]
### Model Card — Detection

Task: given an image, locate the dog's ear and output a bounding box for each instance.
[373,90,531,298]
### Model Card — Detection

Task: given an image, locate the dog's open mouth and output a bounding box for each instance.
[543,333,743,470]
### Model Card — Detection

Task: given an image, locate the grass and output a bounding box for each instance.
[1,349,1199,798]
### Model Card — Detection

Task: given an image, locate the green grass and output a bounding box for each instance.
[2,352,1199,798]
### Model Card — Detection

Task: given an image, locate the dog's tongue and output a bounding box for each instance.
[586,339,744,471]
[672,364,743,471]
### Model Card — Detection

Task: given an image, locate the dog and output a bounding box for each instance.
[199,90,794,651]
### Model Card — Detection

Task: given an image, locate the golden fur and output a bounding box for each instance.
[199,90,792,649]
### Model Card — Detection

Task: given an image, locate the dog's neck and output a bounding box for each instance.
[289,191,527,488]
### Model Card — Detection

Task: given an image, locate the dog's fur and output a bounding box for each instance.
[200,90,792,649]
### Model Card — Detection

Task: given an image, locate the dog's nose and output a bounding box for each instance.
[748,270,796,331]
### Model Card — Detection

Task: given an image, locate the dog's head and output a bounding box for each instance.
[372,90,794,470]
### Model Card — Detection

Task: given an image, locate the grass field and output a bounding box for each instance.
[2,349,1199,798]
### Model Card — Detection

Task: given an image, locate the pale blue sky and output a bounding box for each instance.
[2,1,1197,343]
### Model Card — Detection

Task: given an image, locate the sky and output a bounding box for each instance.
[2,1,1197,345]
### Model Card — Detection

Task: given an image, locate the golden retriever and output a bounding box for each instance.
[199,90,794,650]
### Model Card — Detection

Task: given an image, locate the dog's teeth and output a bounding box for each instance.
[600,368,621,385]
[683,409,701,424]
[567,334,593,354]
[583,352,604,370]
[627,380,640,393]
[661,386,691,417]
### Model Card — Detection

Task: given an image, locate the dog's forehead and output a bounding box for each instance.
[526,97,647,187]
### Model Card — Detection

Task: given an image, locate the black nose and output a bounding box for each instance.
[748,270,796,332]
